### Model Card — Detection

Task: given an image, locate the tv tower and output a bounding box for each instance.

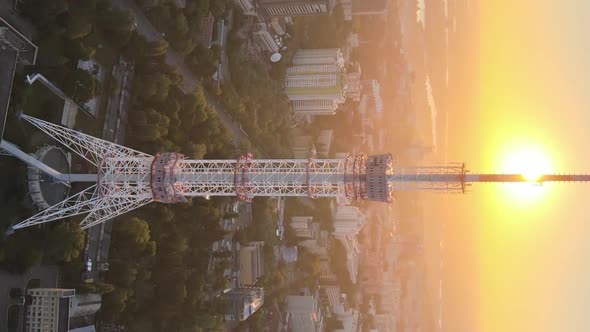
[6,115,590,232]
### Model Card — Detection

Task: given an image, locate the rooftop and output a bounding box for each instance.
[0,16,38,65]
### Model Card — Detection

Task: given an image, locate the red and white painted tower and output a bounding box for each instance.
[8,115,590,231]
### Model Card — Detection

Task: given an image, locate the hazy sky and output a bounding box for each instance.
[446,1,590,331]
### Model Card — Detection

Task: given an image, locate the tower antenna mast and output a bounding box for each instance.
[7,115,590,231]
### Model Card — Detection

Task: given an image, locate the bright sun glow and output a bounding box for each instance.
[499,146,553,201]
[502,148,552,179]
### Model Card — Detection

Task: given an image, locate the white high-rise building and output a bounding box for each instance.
[25,288,75,332]
[286,49,350,115]
[292,48,345,66]
[285,65,346,100]
[258,0,336,18]
[331,201,366,237]
[292,99,339,115]
[330,201,365,284]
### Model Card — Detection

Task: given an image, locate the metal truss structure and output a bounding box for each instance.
[3,116,392,230]
[388,163,468,193]
[10,115,590,232]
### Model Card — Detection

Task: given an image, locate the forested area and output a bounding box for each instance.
[20,0,138,103]
[125,37,234,159]
[220,12,293,158]
[99,15,241,332]
[99,200,231,331]
[0,2,241,330]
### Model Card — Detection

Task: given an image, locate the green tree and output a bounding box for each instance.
[128,319,155,332]
[141,39,170,57]
[112,217,157,258]
[0,232,43,274]
[46,221,85,263]
[184,143,207,159]
[64,68,98,103]
[108,260,138,288]
[209,0,227,17]
[129,108,170,142]
[64,40,96,60]
[100,287,129,320]
[23,0,69,26]
[137,72,175,102]
[65,15,93,40]
[98,6,136,32]
[194,313,224,330]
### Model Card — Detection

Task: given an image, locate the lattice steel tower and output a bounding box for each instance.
[8,115,590,231]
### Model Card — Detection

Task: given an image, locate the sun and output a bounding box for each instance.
[499,146,553,201]
[502,148,552,180]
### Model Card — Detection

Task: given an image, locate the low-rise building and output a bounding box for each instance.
[291,216,330,257]
[199,13,215,48]
[315,129,334,157]
[291,129,334,158]
[286,290,325,332]
[225,287,265,321]
[253,23,280,53]
[70,293,102,318]
[239,241,265,286]
[270,17,286,35]
[320,285,350,317]
[290,216,315,238]
[233,0,257,15]
[334,234,361,284]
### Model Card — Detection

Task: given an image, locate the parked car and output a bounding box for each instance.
[276,227,284,238]
[86,259,93,272]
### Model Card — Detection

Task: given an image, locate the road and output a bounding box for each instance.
[84,58,135,282]
[115,0,263,153]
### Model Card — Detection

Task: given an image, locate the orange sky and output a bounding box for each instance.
[413,1,590,331]
[469,1,590,331]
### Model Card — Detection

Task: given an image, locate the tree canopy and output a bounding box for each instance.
[45,221,86,263]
